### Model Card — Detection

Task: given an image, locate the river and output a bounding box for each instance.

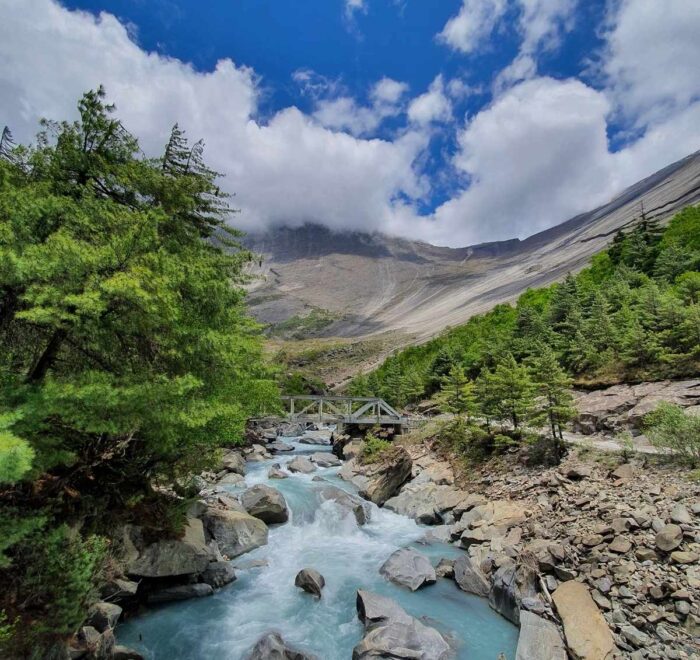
[117,439,519,659]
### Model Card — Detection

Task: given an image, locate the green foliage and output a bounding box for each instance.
[360,431,392,464]
[476,354,535,430]
[279,371,326,396]
[435,365,479,421]
[0,89,278,649]
[644,402,700,466]
[268,308,339,340]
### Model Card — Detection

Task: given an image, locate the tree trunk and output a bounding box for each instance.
[26,328,66,384]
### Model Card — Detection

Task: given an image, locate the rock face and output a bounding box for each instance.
[203,508,269,558]
[552,581,615,660]
[573,379,700,434]
[341,447,412,506]
[294,568,325,597]
[126,518,213,578]
[453,554,490,597]
[318,485,371,525]
[147,583,214,603]
[241,485,289,524]
[379,548,436,591]
[288,456,316,474]
[201,561,237,588]
[353,590,452,660]
[489,562,539,625]
[516,611,566,660]
[246,632,317,660]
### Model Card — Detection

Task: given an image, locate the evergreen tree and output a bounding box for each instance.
[436,365,479,422]
[478,354,535,430]
[528,346,576,440]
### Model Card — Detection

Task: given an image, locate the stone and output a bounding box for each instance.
[100,577,139,603]
[147,583,214,603]
[268,441,294,452]
[218,472,246,486]
[309,452,342,467]
[221,450,246,475]
[288,456,316,474]
[113,646,144,660]
[489,562,538,625]
[245,632,317,660]
[201,561,237,588]
[241,485,289,524]
[620,625,651,648]
[268,467,288,479]
[435,558,455,579]
[552,581,614,660]
[357,447,413,506]
[655,524,684,552]
[516,610,567,660]
[300,429,333,445]
[203,508,269,558]
[85,602,122,632]
[608,536,632,554]
[670,504,692,525]
[379,548,436,591]
[318,485,371,525]
[566,465,592,480]
[670,551,699,564]
[295,568,325,597]
[342,440,364,460]
[453,554,490,597]
[76,626,114,659]
[126,518,213,578]
[353,590,451,660]
[611,463,637,481]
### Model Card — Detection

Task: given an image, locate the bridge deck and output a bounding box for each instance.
[281,395,407,427]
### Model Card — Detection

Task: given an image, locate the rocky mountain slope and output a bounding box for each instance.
[245,151,700,347]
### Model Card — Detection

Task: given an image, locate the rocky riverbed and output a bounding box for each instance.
[71,423,700,659]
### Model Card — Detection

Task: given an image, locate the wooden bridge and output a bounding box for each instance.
[281,395,407,428]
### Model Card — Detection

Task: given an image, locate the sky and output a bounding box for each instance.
[0,0,699,247]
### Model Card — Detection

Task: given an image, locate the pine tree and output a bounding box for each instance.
[528,346,576,440]
[436,365,479,422]
[479,354,535,430]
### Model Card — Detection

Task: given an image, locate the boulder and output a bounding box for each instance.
[268,467,289,479]
[655,524,684,552]
[294,568,325,597]
[241,485,289,524]
[318,485,371,525]
[288,456,317,474]
[269,441,294,453]
[201,561,237,588]
[147,583,214,603]
[552,581,615,660]
[384,484,468,525]
[379,548,436,591]
[342,440,365,460]
[453,554,490,597]
[357,447,413,506]
[218,472,246,486]
[126,518,213,578]
[85,602,122,632]
[113,646,144,660]
[221,450,246,475]
[100,577,139,603]
[353,590,451,660]
[75,626,114,659]
[516,610,566,660]
[203,508,269,558]
[670,503,692,524]
[278,422,304,437]
[309,452,342,467]
[246,632,317,660]
[489,563,538,625]
[300,429,333,445]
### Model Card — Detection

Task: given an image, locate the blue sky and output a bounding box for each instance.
[1,1,699,245]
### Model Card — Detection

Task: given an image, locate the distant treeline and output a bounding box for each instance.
[349,205,700,408]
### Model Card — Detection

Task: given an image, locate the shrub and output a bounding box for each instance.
[644,402,700,465]
[361,431,392,463]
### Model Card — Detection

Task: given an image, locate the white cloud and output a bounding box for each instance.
[438,0,507,54]
[344,0,366,19]
[407,76,452,126]
[0,0,427,236]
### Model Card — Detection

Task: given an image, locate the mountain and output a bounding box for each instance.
[244,151,700,375]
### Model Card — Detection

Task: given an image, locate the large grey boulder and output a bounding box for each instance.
[380,548,436,591]
[201,561,237,588]
[203,508,269,558]
[655,524,684,552]
[241,485,289,524]
[126,518,213,578]
[352,447,413,506]
[309,452,342,467]
[221,450,246,475]
[318,485,371,525]
[489,562,539,625]
[288,456,317,474]
[294,568,325,597]
[147,583,214,603]
[300,429,333,445]
[85,602,122,632]
[113,646,144,660]
[353,590,451,660]
[453,554,490,597]
[246,632,317,660]
[516,611,566,660]
[269,441,295,453]
[384,484,468,525]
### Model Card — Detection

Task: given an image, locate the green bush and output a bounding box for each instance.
[360,431,392,463]
[644,402,700,465]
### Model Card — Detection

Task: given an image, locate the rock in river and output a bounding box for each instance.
[379,548,436,591]
[489,562,538,625]
[246,632,317,660]
[295,568,325,597]
[147,583,214,604]
[241,484,289,524]
[353,590,451,660]
[203,508,268,558]
[201,561,237,588]
[318,485,371,525]
[309,452,342,467]
[340,447,412,506]
[453,554,490,597]
[288,456,316,474]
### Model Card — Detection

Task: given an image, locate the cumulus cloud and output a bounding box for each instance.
[438,0,507,54]
[407,76,452,126]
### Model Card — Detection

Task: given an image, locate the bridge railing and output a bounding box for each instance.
[280,395,406,426]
